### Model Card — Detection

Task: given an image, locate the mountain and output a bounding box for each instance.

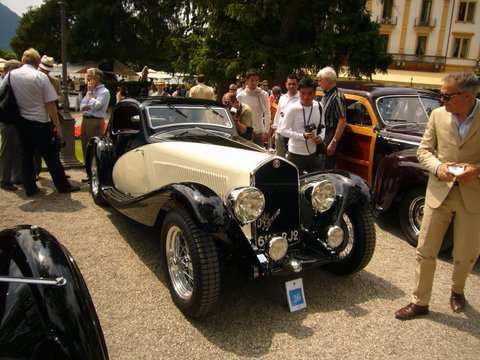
[0,3,20,50]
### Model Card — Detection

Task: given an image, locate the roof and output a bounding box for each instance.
[133,96,224,108]
[335,81,439,98]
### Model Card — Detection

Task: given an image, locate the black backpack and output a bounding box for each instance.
[0,74,22,125]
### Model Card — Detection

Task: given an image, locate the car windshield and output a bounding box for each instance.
[147,105,233,129]
[376,96,441,125]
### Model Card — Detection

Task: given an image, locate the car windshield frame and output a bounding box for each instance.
[375,94,441,126]
[146,104,234,130]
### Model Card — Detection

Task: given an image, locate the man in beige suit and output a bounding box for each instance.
[188,74,215,100]
[395,72,480,320]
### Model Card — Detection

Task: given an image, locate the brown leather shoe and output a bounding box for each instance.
[395,303,429,320]
[450,291,466,313]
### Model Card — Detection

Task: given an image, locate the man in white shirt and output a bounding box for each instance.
[278,77,324,173]
[6,48,78,196]
[237,69,271,146]
[273,74,299,157]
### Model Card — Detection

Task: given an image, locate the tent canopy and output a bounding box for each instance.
[76,60,138,77]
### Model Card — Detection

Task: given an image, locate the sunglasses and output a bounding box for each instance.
[440,92,462,102]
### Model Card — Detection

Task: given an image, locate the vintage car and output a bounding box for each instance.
[0,225,108,359]
[316,82,452,250]
[86,97,376,317]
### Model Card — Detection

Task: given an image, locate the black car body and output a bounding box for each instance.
[0,225,108,360]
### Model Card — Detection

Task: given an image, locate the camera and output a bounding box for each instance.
[230,107,238,115]
[304,123,317,133]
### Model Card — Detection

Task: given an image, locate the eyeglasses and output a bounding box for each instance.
[440,92,462,102]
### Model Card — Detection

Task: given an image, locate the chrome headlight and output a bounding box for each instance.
[267,236,288,261]
[311,180,336,213]
[228,187,265,224]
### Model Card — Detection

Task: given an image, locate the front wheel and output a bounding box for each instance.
[324,203,376,275]
[161,208,221,318]
[89,155,107,206]
[399,188,452,252]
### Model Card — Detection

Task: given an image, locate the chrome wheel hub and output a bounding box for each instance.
[90,157,99,195]
[165,225,194,300]
[337,214,354,259]
[408,196,424,235]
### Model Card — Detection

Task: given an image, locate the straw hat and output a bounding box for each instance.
[39,55,55,72]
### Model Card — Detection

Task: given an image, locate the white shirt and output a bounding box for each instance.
[6,64,57,123]
[278,100,324,156]
[80,84,111,118]
[237,87,271,134]
[273,91,300,130]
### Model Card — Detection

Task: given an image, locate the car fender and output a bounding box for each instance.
[86,137,115,187]
[299,170,371,230]
[373,149,428,211]
[0,225,108,360]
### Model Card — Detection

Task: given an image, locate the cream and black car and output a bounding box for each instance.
[86,97,376,318]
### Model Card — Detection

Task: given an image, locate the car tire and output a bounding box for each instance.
[324,203,376,275]
[89,154,107,206]
[161,208,221,318]
[399,188,453,252]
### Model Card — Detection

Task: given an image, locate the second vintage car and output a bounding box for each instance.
[86,97,375,317]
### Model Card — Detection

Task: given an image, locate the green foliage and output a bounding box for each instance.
[0,48,17,60]
[10,0,391,87]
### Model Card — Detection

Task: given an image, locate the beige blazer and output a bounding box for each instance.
[417,104,480,213]
[189,83,216,101]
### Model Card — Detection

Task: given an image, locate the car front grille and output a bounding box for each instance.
[251,158,300,248]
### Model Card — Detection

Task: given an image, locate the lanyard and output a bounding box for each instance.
[302,105,313,128]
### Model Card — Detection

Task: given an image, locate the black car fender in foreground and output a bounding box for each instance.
[0,225,108,360]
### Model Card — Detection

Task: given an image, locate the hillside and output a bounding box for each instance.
[0,3,20,50]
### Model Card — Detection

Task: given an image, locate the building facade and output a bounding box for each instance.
[367,0,480,73]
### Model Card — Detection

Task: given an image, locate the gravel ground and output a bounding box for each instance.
[1,169,479,360]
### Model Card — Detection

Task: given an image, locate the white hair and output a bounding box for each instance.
[86,67,104,81]
[442,72,480,96]
[317,66,337,82]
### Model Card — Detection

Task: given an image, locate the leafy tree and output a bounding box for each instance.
[0,49,17,60]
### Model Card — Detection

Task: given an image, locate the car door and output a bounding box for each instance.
[335,95,378,186]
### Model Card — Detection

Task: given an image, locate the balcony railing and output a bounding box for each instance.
[414,17,437,28]
[391,53,446,71]
[376,15,398,25]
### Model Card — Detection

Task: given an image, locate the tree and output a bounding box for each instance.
[0,49,17,60]
[169,0,391,91]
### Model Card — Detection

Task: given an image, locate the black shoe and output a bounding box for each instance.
[1,183,18,191]
[58,185,81,194]
[25,188,41,197]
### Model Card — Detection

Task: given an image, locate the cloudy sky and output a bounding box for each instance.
[2,0,44,15]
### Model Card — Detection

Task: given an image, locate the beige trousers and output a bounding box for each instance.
[413,186,480,305]
[81,117,104,161]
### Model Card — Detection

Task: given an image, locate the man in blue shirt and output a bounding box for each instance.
[80,68,110,178]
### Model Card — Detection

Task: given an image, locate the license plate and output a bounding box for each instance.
[257,230,299,248]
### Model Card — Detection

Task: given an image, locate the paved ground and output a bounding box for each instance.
[1,169,479,360]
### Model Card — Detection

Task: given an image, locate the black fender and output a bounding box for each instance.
[372,149,428,212]
[85,137,116,187]
[0,225,108,360]
[299,170,371,230]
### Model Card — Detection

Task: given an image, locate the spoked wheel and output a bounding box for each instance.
[89,155,106,206]
[399,188,452,252]
[324,203,376,275]
[161,208,220,318]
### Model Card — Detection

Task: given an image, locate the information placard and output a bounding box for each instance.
[285,278,306,312]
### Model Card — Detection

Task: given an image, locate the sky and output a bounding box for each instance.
[1,0,44,16]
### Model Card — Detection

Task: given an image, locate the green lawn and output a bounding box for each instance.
[75,139,84,164]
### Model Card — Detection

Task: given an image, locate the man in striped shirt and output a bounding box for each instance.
[317,67,346,169]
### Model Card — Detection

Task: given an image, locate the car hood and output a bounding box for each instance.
[113,139,274,199]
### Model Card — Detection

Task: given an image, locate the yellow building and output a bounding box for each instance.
[367,0,479,74]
